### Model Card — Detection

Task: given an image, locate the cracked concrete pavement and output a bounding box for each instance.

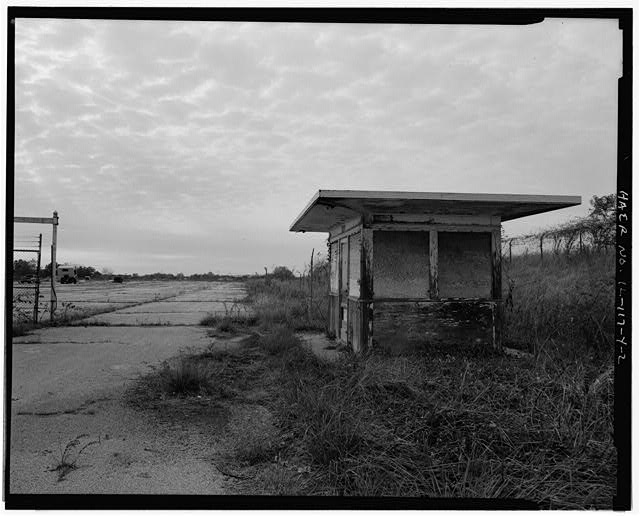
[8,281,249,494]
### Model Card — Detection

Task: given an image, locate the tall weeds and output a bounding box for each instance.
[503,250,614,360]
[268,335,615,505]
[244,276,328,331]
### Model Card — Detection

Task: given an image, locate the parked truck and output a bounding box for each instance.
[57,265,78,284]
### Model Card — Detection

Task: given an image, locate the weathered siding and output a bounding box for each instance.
[328,294,340,338]
[328,216,362,242]
[491,229,502,300]
[348,299,363,352]
[330,243,339,294]
[372,300,500,354]
[438,232,491,299]
[340,239,349,294]
[373,231,430,298]
[361,228,374,351]
[349,233,361,297]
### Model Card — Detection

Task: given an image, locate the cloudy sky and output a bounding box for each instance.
[13,17,621,275]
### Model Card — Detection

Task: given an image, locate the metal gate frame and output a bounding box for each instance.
[12,234,42,323]
[13,211,59,320]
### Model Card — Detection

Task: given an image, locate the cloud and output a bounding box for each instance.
[13,18,621,273]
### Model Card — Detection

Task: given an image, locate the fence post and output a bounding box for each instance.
[509,240,512,263]
[50,244,56,320]
[34,234,42,323]
[539,235,544,264]
[308,249,314,323]
[51,211,58,319]
[579,231,583,254]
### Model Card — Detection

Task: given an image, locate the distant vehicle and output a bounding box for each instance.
[57,265,78,284]
[113,276,123,284]
[20,275,36,284]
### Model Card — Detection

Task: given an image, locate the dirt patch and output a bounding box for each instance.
[297,332,347,361]
[123,332,321,495]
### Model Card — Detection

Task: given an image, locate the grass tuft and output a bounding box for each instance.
[199,313,258,334]
[256,326,302,355]
[50,434,101,481]
[158,357,216,395]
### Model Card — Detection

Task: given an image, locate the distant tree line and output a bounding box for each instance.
[12,261,257,282]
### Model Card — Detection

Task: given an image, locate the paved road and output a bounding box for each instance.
[8,281,248,495]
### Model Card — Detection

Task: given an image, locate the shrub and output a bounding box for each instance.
[199,313,258,333]
[158,357,215,395]
[12,320,33,337]
[258,326,302,356]
[271,266,296,281]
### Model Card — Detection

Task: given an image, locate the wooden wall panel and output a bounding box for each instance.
[372,300,499,354]
[429,230,438,299]
[491,229,502,300]
[328,294,340,339]
[349,233,361,297]
[329,243,339,294]
[361,228,374,351]
[372,231,430,298]
[438,232,491,299]
[348,299,362,352]
[361,228,374,300]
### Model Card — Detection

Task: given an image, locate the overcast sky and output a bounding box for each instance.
[13,17,621,275]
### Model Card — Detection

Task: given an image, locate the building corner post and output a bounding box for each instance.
[491,228,503,350]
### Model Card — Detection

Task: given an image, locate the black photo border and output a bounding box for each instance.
[4,6,632,511]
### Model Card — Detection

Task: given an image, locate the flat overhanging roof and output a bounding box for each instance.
[289,190,582,232]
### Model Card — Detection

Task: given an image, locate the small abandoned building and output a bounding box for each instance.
[290,190,581,353]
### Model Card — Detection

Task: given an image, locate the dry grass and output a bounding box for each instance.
[271,336,615,505]
[199,313,258,333]
[503,250,614,360]
[128,355,228,403]
[50,434,101,482]
[157,357,216,395]
[244,278,327,332]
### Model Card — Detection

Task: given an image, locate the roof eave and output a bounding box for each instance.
[290,191,582,232]
[289,190,321,232]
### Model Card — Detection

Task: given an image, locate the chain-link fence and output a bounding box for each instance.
[13,234,43,324]
[502,216,614,265]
